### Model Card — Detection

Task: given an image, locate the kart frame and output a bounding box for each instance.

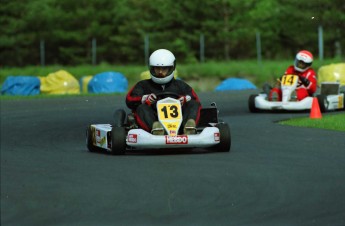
[87,94,231,155]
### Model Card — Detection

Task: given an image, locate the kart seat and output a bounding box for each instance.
[320,82,340,95]
[198,103,219,127]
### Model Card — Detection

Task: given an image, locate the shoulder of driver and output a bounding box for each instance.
[285,65,295,74]
[130,80,152,95]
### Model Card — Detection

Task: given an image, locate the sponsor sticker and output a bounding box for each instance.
[339,95,344,108]
[97,137,106,146]
[214,133,220,142]
[95,129,105,146]
[128,134,137,143]
[169,130,177,136]
[167,123,177,129]
[166,135,188,144]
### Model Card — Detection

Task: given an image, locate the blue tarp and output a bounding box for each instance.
[88,71,128,93]
[1,76,40,96]
[215,78,257,91]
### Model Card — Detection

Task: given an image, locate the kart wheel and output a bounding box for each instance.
[215,123,231,152]
[113,109,126,127]
[86,126,103,153]
[111,127,127,155]
[248,94,259,113]
[317,95,327,113]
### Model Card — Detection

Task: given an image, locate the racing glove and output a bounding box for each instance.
[298,76,310,87]
[141,93,157,105]
[178,95,191,106]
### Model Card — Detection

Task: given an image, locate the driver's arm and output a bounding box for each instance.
[184,85,200,103]
[126,82,146,110]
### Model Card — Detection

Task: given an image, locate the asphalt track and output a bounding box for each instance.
[1,90,345,226]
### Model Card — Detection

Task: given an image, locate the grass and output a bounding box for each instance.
[279,113,345,132]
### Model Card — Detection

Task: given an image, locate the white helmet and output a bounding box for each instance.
[294,50,313,72]
[149,49,176,84]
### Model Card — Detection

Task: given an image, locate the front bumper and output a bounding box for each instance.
[255,94,313,110]
[126,127,220,149]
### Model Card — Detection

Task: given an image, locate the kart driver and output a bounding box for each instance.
[268,50,317,101]
[126,49,201,135]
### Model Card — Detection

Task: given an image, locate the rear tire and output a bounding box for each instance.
[317,95,327,113]
[215,123,231,152]
[248,94,259,113]
[111,127,127,155]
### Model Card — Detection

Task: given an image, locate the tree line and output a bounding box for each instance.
[1,0,344,66]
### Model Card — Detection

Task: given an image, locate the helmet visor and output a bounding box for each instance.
[150,66,174,78]
[295,60,311,70]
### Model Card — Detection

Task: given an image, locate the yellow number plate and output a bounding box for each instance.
[157,102,182,136]
[281,74,298,86]
[157,103,182,120]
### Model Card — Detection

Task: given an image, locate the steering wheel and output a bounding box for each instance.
[155,91,180,100]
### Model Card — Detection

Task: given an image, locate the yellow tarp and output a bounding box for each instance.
[318,63,345,86]
[140,70,178,80]
[39,70,80,94]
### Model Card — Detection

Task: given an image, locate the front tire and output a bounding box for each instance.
[215,123,231,152]
[113,109,126,127]
[248,94,259,113]
[111,127,127,155]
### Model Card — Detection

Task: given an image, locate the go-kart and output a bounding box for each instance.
[248,74,345,112]
[86,92,231,155]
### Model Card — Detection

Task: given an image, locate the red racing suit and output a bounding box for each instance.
[126,78,201,132]
[270,66,317,101]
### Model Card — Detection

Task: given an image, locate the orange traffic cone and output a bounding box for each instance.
[310,97,322,119]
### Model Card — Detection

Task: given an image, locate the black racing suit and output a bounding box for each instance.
[126,78,201,132]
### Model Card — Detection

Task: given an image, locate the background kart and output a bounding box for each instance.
[248,75,345,113]
[86,92,231,155]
